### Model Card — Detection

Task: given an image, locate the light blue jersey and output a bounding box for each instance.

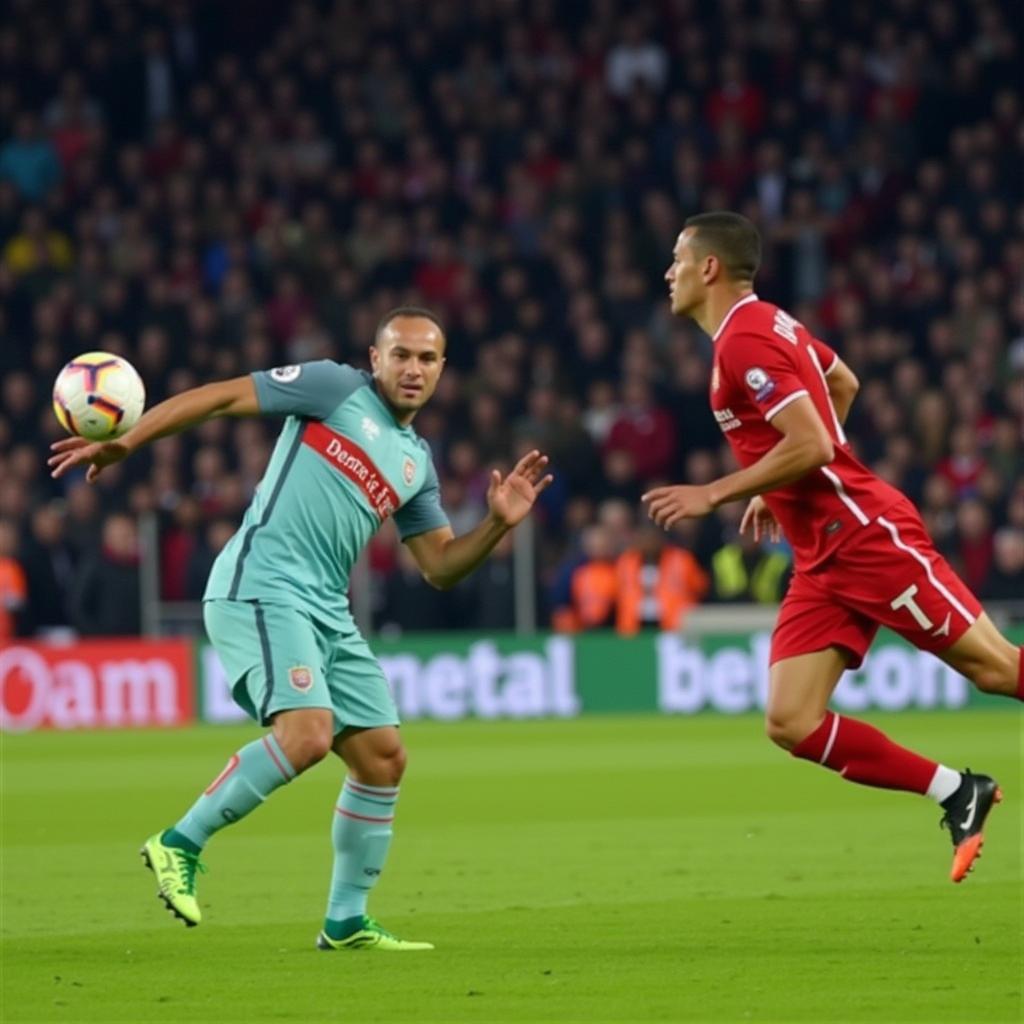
[205,362,449,629]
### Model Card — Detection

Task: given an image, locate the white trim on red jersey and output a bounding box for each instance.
[820,466,871,525]
[763,389,809,421]
[712,293,760,343]
[823,352,839,375]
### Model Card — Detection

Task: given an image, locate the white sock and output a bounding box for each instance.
[925,764,962,804]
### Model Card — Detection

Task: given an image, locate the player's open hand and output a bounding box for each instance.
[48,436,130,483]
[641,484,714,529]
[487,449,554,528]
[739,495,782,543]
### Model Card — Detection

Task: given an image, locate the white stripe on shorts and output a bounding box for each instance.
[876,516,976,625]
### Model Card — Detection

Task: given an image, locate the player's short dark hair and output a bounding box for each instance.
[374,306,447,348]
[684,211,761,282]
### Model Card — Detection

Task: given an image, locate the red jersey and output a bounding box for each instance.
[710,294,903,570]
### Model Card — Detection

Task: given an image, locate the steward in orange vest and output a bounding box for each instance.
[552,524,620,632]
[614,525,708,635]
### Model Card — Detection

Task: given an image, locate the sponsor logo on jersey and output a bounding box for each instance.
[289,666,314,692]
[403,457,415,485]
[745,366,776,403]
[269,365,301,383]
[713,407,741,432]
[301,420,399,520]
[361,416,380,441]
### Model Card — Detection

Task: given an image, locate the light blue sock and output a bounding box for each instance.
[170,734,296,850]
[324,779,398,935]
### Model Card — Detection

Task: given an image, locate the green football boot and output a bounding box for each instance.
[140,832,206,927]
[316,915,434,951]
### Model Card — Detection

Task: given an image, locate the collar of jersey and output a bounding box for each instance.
[712,292,759,343]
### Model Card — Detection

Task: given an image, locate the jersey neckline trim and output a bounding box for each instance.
[712,292,759,343]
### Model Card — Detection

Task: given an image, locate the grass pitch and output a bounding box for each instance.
[2,712,1021,1023]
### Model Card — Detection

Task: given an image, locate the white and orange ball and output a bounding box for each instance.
[52,352,146,441]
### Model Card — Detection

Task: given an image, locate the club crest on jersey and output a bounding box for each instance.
[403,456,416,485]
[361,416,381,441]
[289,666,314,693]
[744,366,776,403]
[270,365,301,383]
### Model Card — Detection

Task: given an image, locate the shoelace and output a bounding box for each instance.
[174,849,208,895]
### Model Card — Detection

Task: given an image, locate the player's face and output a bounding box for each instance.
[370,318,446,421]
[665,228,705,315]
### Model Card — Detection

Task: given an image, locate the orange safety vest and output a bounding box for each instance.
[615,548,708,635]
[553,560,619,633]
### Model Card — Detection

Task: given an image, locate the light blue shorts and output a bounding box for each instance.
[203,599,398,734]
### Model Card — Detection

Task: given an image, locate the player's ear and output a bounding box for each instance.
[701,253,720,285]
[369,345,380,376]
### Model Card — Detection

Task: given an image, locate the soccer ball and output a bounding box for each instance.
[52,352,146,441]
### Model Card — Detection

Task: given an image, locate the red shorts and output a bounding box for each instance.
[771,497,982,669]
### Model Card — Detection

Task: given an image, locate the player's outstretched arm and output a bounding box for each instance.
[643,397,834,529]
[405,449,553,590]
[49,376,259,482]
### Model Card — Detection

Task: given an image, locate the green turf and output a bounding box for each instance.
[2,712,1021,1023]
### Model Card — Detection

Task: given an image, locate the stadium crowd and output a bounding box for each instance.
[1,0,1022,639]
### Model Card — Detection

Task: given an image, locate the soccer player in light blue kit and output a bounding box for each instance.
[49,308,553,950]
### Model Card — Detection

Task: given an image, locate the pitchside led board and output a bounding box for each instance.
[1,630,1016,732]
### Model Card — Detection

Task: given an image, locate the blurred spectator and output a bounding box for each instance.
[984,529,1024,602]
[18,501,74,635]
[71,513,141,635]
[710,531,791,605]
[378,544,455,634]
[606,16,667,97]
[614,523,708,635]
[603,377,677,485]
[552,524,619,632]
[185,518,236,600]
[0,518,28,639]
[0,113,61,200]
[457,531,517,631]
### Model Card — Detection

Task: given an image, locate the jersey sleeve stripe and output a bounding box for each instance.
[823,352,839,375]
[876,516,977,625]
[820,466,871,525]
[763,389,809,421]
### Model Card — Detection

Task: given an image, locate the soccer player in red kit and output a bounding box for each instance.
[644,212,1022,882]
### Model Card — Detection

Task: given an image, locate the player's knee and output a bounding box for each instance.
[764,712,819,752]
[273,714,334,772]
[765,715,799,751]
[289,731,333,772]
[377,743,407,786]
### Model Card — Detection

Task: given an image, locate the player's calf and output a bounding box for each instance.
[940,614,1023,699]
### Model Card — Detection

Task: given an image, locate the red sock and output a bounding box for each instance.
[791,711,938,794]
[1017,648,1023,701]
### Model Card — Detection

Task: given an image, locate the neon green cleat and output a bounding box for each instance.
[316,916,434,952]
[140,832,206,928]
